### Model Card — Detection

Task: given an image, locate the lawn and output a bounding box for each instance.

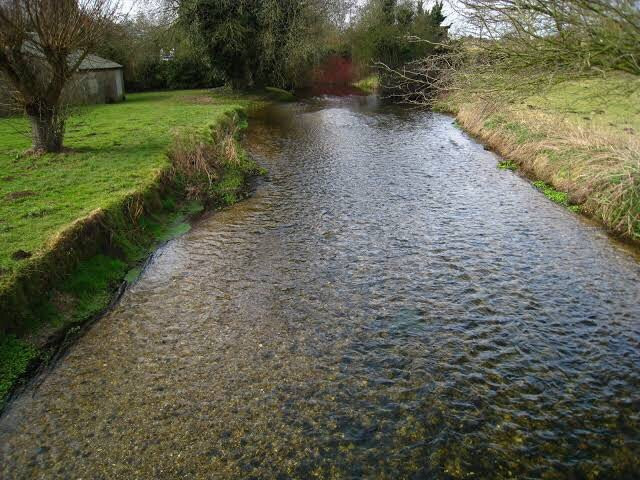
[353,75,380,93]
[0,90,253,277]
[524,73,640,134]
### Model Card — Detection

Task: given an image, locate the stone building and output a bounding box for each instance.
[0,52,124,116]
[66,54,125,106]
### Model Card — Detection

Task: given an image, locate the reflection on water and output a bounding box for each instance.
[1,96,639,479]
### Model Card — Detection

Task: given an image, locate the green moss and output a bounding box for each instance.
[124,266,143,284]
[139,204,194,244]
[0,335,38,404]
[498,160,517,171]
[533,180,579,212]
[184,200,205,215]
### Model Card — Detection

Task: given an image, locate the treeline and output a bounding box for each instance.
[174,0,337,89]
[94,0,640,96]
[98,0,450,92]
[348,1,447,76]
[96,12,223,92]
[99,0,349,92]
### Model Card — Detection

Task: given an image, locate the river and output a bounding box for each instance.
[1,95,639,478]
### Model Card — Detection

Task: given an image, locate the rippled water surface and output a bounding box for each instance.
[2,96,640,479]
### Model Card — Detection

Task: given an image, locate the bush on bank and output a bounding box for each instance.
[0,90,263,406]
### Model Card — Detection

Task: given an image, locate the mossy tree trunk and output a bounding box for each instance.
[26,102,65,153]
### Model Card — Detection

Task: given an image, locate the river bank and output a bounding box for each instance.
[435,71,640,245]
[0,90,264,406]
[2,97,638,478]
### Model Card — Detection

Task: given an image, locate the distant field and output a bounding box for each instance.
[0,90,253,278]
[525,73,640,134]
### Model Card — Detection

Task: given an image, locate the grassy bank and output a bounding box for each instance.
[353,75,379,94]
[436,71,639,242]
[0,89,263,405]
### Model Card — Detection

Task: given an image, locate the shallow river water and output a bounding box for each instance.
[1,96,640,479]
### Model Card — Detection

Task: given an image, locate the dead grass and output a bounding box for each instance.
[442,72,640,242]
[169,132,220,199]
[168,111,245,200]
[4,190,36,201]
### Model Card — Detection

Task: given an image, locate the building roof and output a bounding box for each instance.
[74,53,122,71]
[22,34,122,71]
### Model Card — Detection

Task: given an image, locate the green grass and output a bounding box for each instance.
[484,116,543,144]
[36,199,202,332]
[439,70,640,131]
[354,75,379,93]
[525,73,640,134]
[0,335,38,402]
[264,86,296,102]
[498,160,517,171]
[0,90,253,278]
[533,180,580,212]
[57,255,128,323]
[138,199,202,244]
[0,89,262,407]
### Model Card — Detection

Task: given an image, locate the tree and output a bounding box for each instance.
[455,0,640,75]
[95,11,222,92]
[350,0,448,73]
[0,0,120,152]
[346,0,450,101]
[177,0,328,89]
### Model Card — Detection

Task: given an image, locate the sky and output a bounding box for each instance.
[118,0,146,14]
[117,0,464,33]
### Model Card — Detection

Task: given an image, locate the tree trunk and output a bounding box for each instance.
[230,59,254,91]
[27,105,65,153]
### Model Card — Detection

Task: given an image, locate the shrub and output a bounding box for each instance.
[168,111,251,201]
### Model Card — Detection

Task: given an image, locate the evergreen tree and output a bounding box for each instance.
[178,0,326,89]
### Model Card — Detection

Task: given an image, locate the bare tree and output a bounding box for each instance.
[0,0,121,152]
[454,0,640,74]
[377,1,639,105]
[375,41,466,105]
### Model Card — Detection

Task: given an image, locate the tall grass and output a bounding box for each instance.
[168,110,256,203]
[451,84,640,240]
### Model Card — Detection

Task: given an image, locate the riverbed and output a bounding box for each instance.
[1,95,639,478]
